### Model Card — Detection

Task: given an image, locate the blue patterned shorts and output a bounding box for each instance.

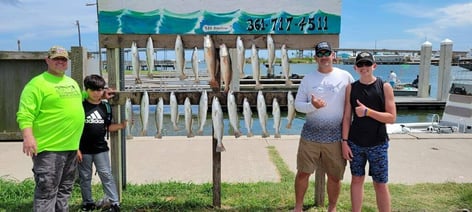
[349,141,389,183]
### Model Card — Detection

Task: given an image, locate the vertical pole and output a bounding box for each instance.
[212,45,221,208]
[107,48,123,201]
[418,41,432,97]
[314,168,326,206]
[70,46,86,89]
[437,39,453,101]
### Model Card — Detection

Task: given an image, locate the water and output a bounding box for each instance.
[127,64,470,137]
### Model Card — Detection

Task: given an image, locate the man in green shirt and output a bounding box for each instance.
[17,45,85,211]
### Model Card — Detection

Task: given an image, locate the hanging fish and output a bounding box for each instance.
[170,91,179,131]
[286,91,296,129]
[281,44,292,86]
[125,97,133,139]
[251,44,263,90]
[227,90,242,138]
[155,97,164,139]
[236,36,246,78]
[146,36,155,77]
[272,97,281,138]
[257,90,269,138]
[131,41,141,84]
[191,47,200,83]
[212,96,225,152]
[204,35,218,88]
[184,97,194,138]
[242,97,254,137]
[267,34,275,78]
[140,91,149,136]
[197,90,208,135]
[219,43,232,93]
[175,35,186,80]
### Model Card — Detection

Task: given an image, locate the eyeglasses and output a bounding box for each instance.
[51,57,68,62]
[316,51,331,58]
[356,61,373,67]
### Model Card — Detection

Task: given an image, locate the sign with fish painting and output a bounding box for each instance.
[97,0,341,35]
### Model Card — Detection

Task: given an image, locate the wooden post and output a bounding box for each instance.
[314,168,326,206]
[212,131,221,208]
[106,48,124,201]
[418,41,432,98]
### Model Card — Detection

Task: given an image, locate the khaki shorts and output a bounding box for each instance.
[296,138,346,180]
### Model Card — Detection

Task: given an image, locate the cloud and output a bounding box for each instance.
[386,2,472,49]
[0,0,21,6]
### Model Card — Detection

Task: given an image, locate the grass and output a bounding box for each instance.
[1,146,471,211]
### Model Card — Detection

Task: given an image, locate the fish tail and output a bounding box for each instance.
[247,132,254,137]
[216,143,226,152]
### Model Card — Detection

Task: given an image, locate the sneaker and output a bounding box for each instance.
[96,198,111,210]
[81,202,96,211]
[106,204,120,212]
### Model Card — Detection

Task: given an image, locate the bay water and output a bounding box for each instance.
[128,64,470,137]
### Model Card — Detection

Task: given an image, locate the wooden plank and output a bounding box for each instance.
[314,169,326,207]
[100,34,339,50]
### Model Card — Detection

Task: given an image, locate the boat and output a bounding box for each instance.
[393,83,418,96]
[388,71,472,134]
[458,58,472,71]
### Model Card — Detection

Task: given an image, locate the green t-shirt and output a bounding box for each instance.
[16,72,85,153]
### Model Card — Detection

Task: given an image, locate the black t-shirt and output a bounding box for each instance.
[79,100,110,154]
[348,78,389,147]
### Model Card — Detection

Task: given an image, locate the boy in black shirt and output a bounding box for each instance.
[78,74,126,211]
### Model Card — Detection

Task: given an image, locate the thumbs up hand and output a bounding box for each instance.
[311,94,326,109]
[355,99,369,117]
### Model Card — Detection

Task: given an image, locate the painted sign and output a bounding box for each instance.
[97,0,341,35]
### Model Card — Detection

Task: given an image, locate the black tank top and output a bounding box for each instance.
[348,78,389,147]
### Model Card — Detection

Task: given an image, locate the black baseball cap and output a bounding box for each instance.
[315,41,332,54]
[355,52,375,65]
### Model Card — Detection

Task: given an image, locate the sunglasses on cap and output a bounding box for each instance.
[51,57,68,62]
[316,51,331,58]
[356,61,373,68]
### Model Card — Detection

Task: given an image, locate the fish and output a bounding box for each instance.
[131,41,141,84]
[236,36,246,78]
[197,90,208,135]
[227,90,242,138]
[140,91,149,136]
[267,34,275,78]
[286,91,296,129]
[170,91,179,131]
[281,44,292,86]
[204,35,218,88]
[125,97,133,139]
[251,44,263,90]
[191,47,200,83]
[272,97,281,138]
[219,43,232,93]
[155,97,164,139]
[184,97,194,138]
[242,97,254,137]
[146,36,155,77]
[175,35,186,80]
[212,96,225,152]
[257,90,270,138]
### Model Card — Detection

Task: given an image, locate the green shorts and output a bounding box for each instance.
[296,138,346,180]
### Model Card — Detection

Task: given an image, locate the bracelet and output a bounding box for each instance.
[342,139,348,142]
[364,108,368,117]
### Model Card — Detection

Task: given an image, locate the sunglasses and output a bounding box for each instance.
[316,51,331,58]
[356,61,373,67]
[51,57,68,62]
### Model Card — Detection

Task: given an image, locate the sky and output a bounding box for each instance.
[0,0,471,54]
